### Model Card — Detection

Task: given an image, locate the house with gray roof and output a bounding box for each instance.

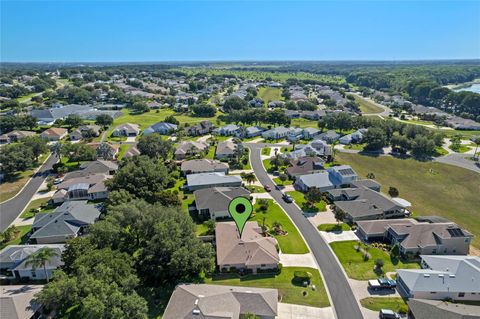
[52,173,112,204]
[286,156,325,178]
[30,201,101,244]
[0,244,65,280]
[302,127,320,139]
[181,159,229,175]
[262,126,291,140]
[0,130,36,144]
[112,123,140,137]
[31,104,122,125]
[143,122,177,135]
[186,172,242,191]
[318,130,341,143]
[285,139,332,160]
[70,125,101,141]
[163,284,278,319]
[0,285,43,319]
[63,160,118,180]
[216,222,280,273]
[397,256,480,301]
[186,120,213,136]
[294,165,357,192]
[407,298,480,319]
[214,124,242,136]
[194,187,250,220]
[245,126,265,138]
[357,219,473,255]
[339,128,367,145]
[215,141,237,160]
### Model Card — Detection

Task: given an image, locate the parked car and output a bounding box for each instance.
[264,185,272,192]
[53,178,63,184]
[379,309,400,319]
[378,278,396,289]
[282,193,293,203]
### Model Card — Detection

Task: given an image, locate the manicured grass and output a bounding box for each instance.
[273,177,293,186]
[352,95,384,114]
[205,146,216,159]
[360,297,408,314]
[245,185,266,193]
[345,143,365,151]
[16,92,39,103]
[337,153,480,249]
[330,240,420,280]
[251,199,309,254]
[20,197,53,219]
[257,87,283,103]
[449,144,471,153]
[261,147,271,156]
[262,159,273,172]
[195,222,210,236]
[291,118,319,129]
[204,267,329,307]
[0,154,49,202]
[0,225,32,250]
[317,223,350,232]
[286,191,327,213]
[243,149,252,170]
[117,144,130,159]
[434,146,449,157]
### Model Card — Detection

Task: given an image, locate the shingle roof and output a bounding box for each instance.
[215,221,279,267]
[175,141,208,155]
[0,244,65,271]
[41,127,68,137]
[194,187,249,213]
[181,159,229,174]
[0,285,43,319]
[163,284,278,319]
[186,172,242,188]
[408,298,480,319]
[216,141,237,156]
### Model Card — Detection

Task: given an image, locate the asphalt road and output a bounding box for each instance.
[246,143,363,319]
[0,153,58,231]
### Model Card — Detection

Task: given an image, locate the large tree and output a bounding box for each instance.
[137,134,173,160]
[106,156,175,202]
[223,96,248,113]
[363,127,387,151]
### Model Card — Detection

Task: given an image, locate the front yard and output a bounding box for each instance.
[251,199,309,254]
[360,297,408,314]
[330,240,420,280]
[0,225,32,250]
[317,223,350,232]
[286,190,327,213]
[204,266,330,308]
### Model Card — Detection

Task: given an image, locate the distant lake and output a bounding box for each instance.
[454,83,480,94]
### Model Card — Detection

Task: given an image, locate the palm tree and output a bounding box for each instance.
[473,137,480,160]
[24,247,59,282]
[245,172,256,184]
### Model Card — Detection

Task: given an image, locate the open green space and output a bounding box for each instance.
[352,95,384,114]
[317,223,350,232]
[251,199,309,254]
[286,190,327,213]
[261,147,271,156]
[344,143,365,151]
[360,297,408,314]
[337,152,480,249]
[204,267,329,308]
[330,240,420,280]
[449,144,471,153]
[0,153,49,202]
[0,225,32,250]
[257,87,283,103]
[434,146,449,157]
[291,118,319,129]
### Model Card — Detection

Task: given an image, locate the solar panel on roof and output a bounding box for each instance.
[338,168,355,176]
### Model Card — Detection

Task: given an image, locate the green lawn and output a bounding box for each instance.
[434,146,449,157]
[262,159,273,172]
[345,143,365,151]
[330,240,420,280]
[0,153,49,202]
[261,147,271,156]
[360,297,408,314]
[337,153,480,249]
[291,118,319,129]
[20,197,53,219]
[257,87,283,103]
[352,95,384,114]
[286,191,327,213]
[0,225,32,250]
[449,145,471,153]
[317,223,350,232]
[205,146,216,159]
[204,267,329,308]
[273,177,293,186]
[245,185,266,193]
[117,144,131,159]
[251,199,309,254]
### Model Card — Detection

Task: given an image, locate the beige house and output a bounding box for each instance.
[41,127,68,141]
[174,141,208,160]
[215,221,279,273]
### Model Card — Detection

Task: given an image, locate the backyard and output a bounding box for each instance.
[257,87,283,103]
[204,266,330,308]
[337,153,480,250]
[352,95,384,114]
[330,240,420,280]
[251,199,309,254]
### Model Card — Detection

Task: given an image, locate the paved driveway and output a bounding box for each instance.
[245,143,363,319]
[279,253,318,269]
[0,154,58,231]
[278,303,335,319]
[320,230,361,243]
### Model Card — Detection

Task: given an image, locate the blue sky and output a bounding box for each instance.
[1,1,479,62]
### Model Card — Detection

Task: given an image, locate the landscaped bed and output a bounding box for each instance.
[317,223,350,232]
[251,199,309,254]
[204,267,330,308]
[330,240,420,280]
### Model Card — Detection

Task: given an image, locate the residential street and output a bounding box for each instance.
[245,143,364,319]
[0,153,58,232]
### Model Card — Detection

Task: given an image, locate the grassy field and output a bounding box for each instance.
[291,118,319,129]
[336,153,480,249]
[0,153,49,202]
[317,223,350,232]
[0,225,32,250]
[344,143,365,151]
[251,199,309,254]
[204,267,330,307]
[330,240,420,280]
[352,95,384,114]
[257,87,283,103]
[360,297,408,314]
[286,190,327,213]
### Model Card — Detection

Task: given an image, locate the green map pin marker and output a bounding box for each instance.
[228,196,253,238]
